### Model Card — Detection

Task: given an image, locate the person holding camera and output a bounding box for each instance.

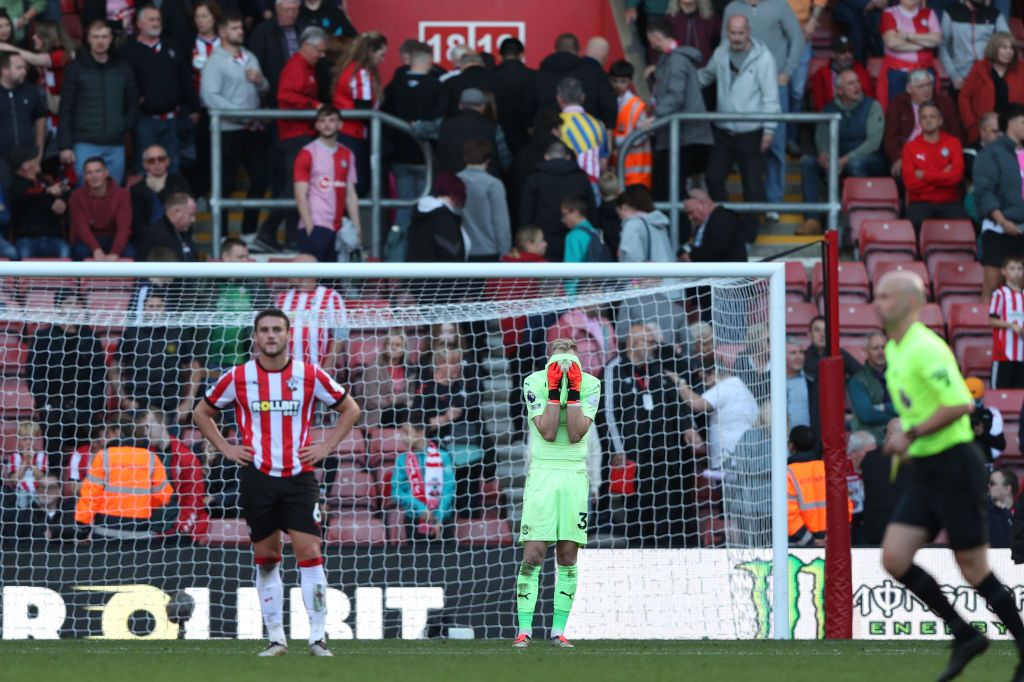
[966,377,1006,463]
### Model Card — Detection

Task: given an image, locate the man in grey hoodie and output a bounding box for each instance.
[699,15,780,240]
[644,17,713,203]
[723,0,804,220]
[457,138,511,262]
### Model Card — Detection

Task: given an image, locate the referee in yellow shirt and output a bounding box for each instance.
[877,271,1024,681]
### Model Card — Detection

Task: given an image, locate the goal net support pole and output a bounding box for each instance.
[821,230,853,638]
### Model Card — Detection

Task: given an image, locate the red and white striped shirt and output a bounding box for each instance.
[6,450,47,493]
[990,285,1024,362]
[276,285,348,366]
[192,35,220,96]
[204,359,346,476]
[332,62,377,139]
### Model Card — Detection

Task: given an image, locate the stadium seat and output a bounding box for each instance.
[987,389,1024,423]
[785,302,819,337]
[849,209,899,246]
[454,516,514,547]
[838,303,882,339]
[0,335,26,376]
[919,219,976,273]
[785,261,809,302]
[1012,16,1024,45]
[918,303,945,337]
[0,378,33,417]
[958,343,993,383]
[326,509,387,545]
[206,518,251,546]
[811,261,870,303]
[859,220,917,274]
[328,464,377,509]
[347,334,380,370]
[842,177,899,213]
[948,303,992,359]
[933,261,983,318]
[870,261,931,299]
[1001,422,1020,459]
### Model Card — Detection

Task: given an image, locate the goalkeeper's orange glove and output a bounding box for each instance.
[566,361,582,405]
[547,360,565,403]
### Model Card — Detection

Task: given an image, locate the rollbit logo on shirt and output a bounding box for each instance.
[250,400,301,415]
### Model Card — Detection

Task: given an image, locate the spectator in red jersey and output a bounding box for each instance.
[807,37,872,112]
[667,0,721,67]
[275,254,349,370]
[546,302,618,377]
[877,0,941,110]
[355,329,413,428]
[260,26,328,251]
[331,31,387,198]
[129,144,191,236]
[4,421,47,511]
[188,0,221,198]
[959,33,1024,145]
[293,105,361,262]
[884,69,963,177]
[137,409,210,542]
[133,191,197,261]
[69,156,134,261]
[0,52,46,193]
[901,102,968,233]
[120,5,197,174]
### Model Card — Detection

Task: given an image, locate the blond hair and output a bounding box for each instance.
[548,338,579,355]
[16,421,40,438]
[985,31,1017,63]
[668,0,714,22]
[514,225,543,250]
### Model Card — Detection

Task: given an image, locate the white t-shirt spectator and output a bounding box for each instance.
[702,375,758,470]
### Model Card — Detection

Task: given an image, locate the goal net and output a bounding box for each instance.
[0,262,788,641]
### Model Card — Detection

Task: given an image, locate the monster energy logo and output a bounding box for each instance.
[737,554,825,639]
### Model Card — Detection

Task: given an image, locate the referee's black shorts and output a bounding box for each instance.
[239,466,322,543]
[888,441,989,550]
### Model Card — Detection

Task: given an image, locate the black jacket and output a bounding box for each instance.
[57,50,138,149]
[493,59,537,154]
[382,70,444,165]
[437,109,499,173]
[134,216,197,262]
[117,324,197,411]
[518,157,596,261]
[602,354,688,460]
[534,51,617,129]
[859,447,909,545]
[0,83,46,157]
[28,323,106,411]
[120,37,196,116]
[405,200,466,263]
[511,130,558,223]
[441,65,498,117]
[804,344,862,382]
[129,174,192,236]
[247,19,296,105]
[9,175,64,240]
[690,206,748,263]
[298,2,357,38]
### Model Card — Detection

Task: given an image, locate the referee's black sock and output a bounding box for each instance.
[977,572,1024,652]
[898,564,974,640]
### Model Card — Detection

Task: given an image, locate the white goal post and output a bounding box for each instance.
[0,261,789,641]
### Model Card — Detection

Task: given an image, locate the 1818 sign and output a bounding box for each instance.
[419,21,526,69]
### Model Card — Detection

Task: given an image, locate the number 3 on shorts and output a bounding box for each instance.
[577,512,588,531]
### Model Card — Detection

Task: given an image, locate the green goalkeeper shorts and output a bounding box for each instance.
[518,468,589,546]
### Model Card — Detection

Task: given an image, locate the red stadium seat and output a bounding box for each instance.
[0,335,26,376]
[919,219,976,273]
[206,518,251,546]
[0,379,33,417]
[326,509,387,545]
[347,334,380,370]
[785,302,819,337]
[933,261,983,318]
[328,464,376,508]
[785,261,808,302]
[849,209,899,246]
[1011,16,1024,44]
[843,177,899,213]
[838,303,882,339]
[987,389,1024,423]
[919,303,945,337]
[812,261,870,303]
[859,220,917,275]
[948,303,993,359]
[870,261,931,299]
[454,517,514,547]
[958,343,993,383]
[1001,422,1020,459]
[366,428,404,482]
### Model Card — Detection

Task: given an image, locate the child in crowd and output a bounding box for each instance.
[990,256,1024,389]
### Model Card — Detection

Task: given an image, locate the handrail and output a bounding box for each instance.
[208,108,434,259]
[615,111,842,252]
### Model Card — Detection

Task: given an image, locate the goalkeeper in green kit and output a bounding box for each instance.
[513,338,600,650]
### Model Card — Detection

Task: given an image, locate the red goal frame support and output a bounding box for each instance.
[821,230,853,638]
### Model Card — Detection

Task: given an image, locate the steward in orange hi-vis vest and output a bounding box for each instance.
[614,92,652,189]
[75,442,174,539]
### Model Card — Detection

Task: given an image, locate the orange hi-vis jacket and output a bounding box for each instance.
[787,459,827,546]
[75,446,174,526]
[614,93,652,189]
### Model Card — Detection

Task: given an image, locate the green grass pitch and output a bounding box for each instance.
[0,640,1020,682]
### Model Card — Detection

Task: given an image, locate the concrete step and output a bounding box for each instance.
[481,401,510,423]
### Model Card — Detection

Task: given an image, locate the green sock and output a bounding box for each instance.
[552,563,577,637]
[516,562,541,637]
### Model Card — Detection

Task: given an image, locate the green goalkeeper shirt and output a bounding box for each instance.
[523,366,601,472]
[884,322,974,457]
